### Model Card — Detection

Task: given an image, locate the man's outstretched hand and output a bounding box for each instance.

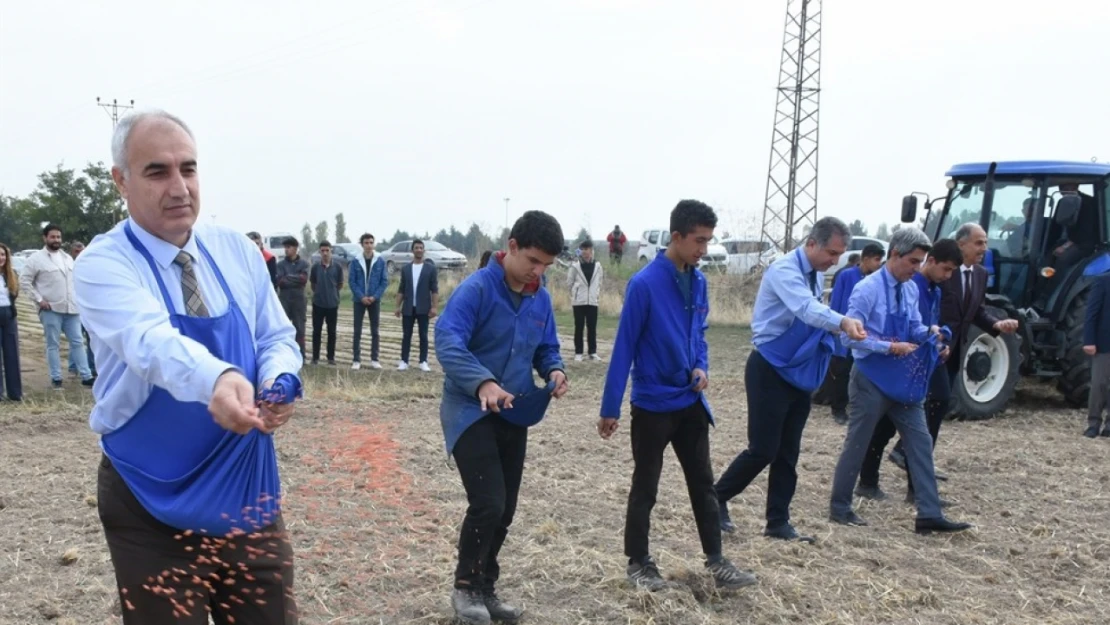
[209,370,266,434]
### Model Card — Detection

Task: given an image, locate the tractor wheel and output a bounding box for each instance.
[1057,289,1091,407]
[950,306,1021,421]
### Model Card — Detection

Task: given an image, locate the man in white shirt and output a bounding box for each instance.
[20,224,94,388]
[74,109,303,625]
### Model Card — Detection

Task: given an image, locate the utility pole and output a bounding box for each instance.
[96,97,135,126]
[759,0,823,254]
[503,197,511,239]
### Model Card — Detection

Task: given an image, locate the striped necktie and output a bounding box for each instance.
[174,251,210,317]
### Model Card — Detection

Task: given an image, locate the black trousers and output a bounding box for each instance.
[859,364,951,489]
[814,354,852,411]
[0,306,21,400]
[311,305,338,362]
[572,305,599,356]
[716,350,811,529]
[625,401,721,563]
[400,314,430,364]
[352,300,380,362]
[97,456,297,624]
[453,415,528,590]
[279,291,307,357]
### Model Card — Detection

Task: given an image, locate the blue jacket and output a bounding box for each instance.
[912,272,941,327]
[600,251,711,420]
[435,258,565,453]
[830,266,863,314]
[1084,273,1110,353]
[348,253,389,302]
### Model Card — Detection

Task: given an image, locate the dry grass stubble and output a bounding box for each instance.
[3,322,1110,623]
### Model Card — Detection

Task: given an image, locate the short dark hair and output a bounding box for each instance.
[929,238,962,266]
[479,250,493,268]
[861,243,885,259]
[510,210,564,256]
[579,239,593,250]
[42,223,61,237]
[412,239,425,249]
[246,231,261,240]
[669,200,718,236]
[847,253,860,265]
[318,240,332,249]
[282,237,299,247]
[360,233,375,244]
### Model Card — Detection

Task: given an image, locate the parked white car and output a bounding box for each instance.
[637,229,729,272]
[719,238,780,274]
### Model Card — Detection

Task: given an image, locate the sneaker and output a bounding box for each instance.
[52,380,63,390]
[483,589,522,623]
[589,354,602,361]
[327,360,337,366]
[574,354,584,362]
[451,588,491,624]
[81,377,96,388]
[831,408,848,425]
[397,361,409,371]
[311,360,319,366]
[370,361,382,370]
[627,555,668,591]
[706,557,758,590]
[350,361,361,371]
[419,361,431,372]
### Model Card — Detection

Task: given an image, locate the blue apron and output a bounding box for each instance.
[495,380,556,428]
[854,271,948,404]
[101,222,281,536]
[757,250,837,392]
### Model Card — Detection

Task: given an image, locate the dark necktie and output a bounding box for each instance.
[962,269,972,312]
[807,270,817,296]
[174,251,209,317]
[895,281,903,309]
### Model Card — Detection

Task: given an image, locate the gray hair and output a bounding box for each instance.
[954,222,983,242]
[111,109,195,177]
[888,226,932,257]
[807,216,852,248]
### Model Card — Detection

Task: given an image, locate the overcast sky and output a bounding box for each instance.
[2,0,1108,246]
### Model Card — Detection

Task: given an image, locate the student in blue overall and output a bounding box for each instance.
[716,217,865,544]
[435,210,570,625]
[828,228,971,534]
[73,111,303,624]
[598,200,757,592]
[856,238,961,502]
[820,243,885,424]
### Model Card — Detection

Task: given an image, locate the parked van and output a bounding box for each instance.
[720,238,780,275]
[638,229,729,272]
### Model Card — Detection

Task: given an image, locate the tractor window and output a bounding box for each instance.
[937,183,983,241]
[988,183,1040,259]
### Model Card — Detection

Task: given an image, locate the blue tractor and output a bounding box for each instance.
[901,161,1110,419]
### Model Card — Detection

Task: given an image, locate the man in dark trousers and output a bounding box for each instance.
[1082,272,1110,438]
[567,239,603,361]
[607,225,627,265]
[716,217,866,543]
[856,238,961,501]
[817,243,884,424]
[599,200,757,593]
[276,236,309,360]
[435,211,569,625]
[309,240,343,365]
[348,233,388,370]
[395,239,439,372]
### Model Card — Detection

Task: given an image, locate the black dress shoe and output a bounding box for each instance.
[915,516,972,534]
[934,471,949,482]
[829,510,868,526]
[1101,427,1110,438]
[905,488,951,508]
[831,408,848,425]
[854,484,888,500]
[888,449,908,471]
[1084,425,1100,438]
[764,523,816,544]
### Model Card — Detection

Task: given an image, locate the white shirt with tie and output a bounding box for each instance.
[74,220,301,436]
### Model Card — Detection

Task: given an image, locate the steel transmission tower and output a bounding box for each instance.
[759,0,822,254]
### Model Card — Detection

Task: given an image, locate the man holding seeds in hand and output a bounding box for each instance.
[74,110,303,624]
[435,210,569,625]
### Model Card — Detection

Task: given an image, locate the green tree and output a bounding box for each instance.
[575,227,592,244]
[334,212,349,243]
[848,219,868,237]
[0,162,124,250]
[300,223,314,251]
[874,222,891,241]
[314,220,329,248]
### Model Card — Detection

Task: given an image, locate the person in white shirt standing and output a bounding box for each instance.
[394,239,439,372]
[20,223,94,389]
[74,109,303,624]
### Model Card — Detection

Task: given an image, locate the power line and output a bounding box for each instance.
[96,97,135,127]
